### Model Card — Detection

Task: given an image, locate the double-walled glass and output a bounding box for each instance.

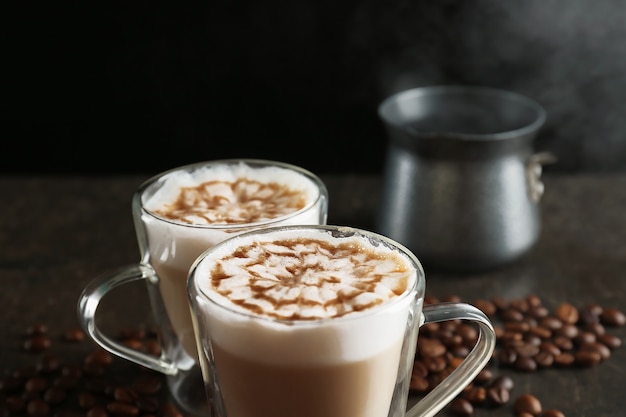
[188,225,496,417]
[78,159,329,416]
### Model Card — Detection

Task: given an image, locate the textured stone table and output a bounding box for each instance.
[1,173,625,416]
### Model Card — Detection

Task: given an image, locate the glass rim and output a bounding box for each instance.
[188,224,426,328]
[135,158,328,230]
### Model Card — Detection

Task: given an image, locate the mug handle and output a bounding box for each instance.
[406,302,496,417]
[77,264,178,375]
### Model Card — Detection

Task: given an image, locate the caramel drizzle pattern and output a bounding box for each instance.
[153,178,307,224]
[210,238,410,320]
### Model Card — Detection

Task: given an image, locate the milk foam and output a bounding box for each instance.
[144,162,319,225]
[141,162,324,270]
[192,227,418,364]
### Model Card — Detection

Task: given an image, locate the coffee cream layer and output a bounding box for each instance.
[141,162,324,362]
[193,228,417,417]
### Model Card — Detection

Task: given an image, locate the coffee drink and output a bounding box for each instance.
[141,161,327,362]
[189,226,419,417]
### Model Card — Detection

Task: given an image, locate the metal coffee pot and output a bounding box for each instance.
[377,85,554,272]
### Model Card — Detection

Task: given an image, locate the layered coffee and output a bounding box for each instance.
[190,226,418,417]
[141,161,326,361]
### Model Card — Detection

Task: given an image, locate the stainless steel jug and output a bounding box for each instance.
[377,85,554,272]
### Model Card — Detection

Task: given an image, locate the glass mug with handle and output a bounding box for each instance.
[78,159,329,416]
[188,224,496,417]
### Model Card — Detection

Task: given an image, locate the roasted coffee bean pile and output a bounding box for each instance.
[412,294,625,416]
[1,324,184,417]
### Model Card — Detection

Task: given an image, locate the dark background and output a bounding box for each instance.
[4,1,626,176]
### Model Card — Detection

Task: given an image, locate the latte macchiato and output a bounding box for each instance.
[189,226,419,417]
[141,161,326,360]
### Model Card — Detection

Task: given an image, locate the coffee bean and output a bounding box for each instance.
[539,342,561,357]
[556,324,578,339]
[86,406,109,417]
[580,341,611,360]
[491,296,509,311]
[525,294,543,308]
[490,375,514,391]
[573,331,596,346]
[448,356,464,370]
[583,322,605,336]
[552,336,573,351]
[113,387,138,404]
[84,350,113,367]
[473,299,497,317]
[514,356,537,372]
[540,317,563,331]
[473,368,494,385]
[26,399,50,417]
[506,322,531,333]
[497,347,518,367]
[106,401,139,417]
[43,387,67,404]
[409,374,429,393]
[26,324,49,336]
[61,365,83,379]
[37,355,62,374]
[524,333,542,347]
[555,303,579,324]
[598,333,622,349]
[64,327,86,343]
[528,306,550,319]
[25,377,49,393]
[554,352,575,367]
[122,339,144,351]
[423,356,447,373]
[449,398,474,416]
[502,308,525,322]
[23,335,52,353]
[600,307,626,327]
[412,361,428,377]
[534,350,554,368]
[487,386,510,406]
[118,328,147,340]
[514,394,542,416]
[418,338,447,358]
[515,343,540,358]
[574,350,602,367]
[463,386,487,405]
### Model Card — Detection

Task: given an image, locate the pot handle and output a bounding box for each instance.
[526,152,557,203]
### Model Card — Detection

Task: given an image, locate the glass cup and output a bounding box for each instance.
[78,159,329,416]
[188,224,496,417]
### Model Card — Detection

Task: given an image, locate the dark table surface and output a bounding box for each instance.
[1,173,625,417]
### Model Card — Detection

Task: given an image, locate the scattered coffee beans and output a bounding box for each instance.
[412,294,623,416]
[1,323,183,417]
